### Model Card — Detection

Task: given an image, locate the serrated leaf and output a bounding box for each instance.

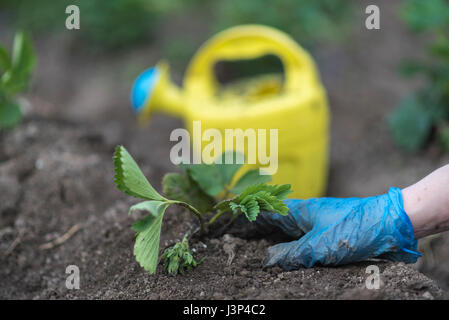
[243,198,259,221]
[229,201,240,213]
[129,200,170,274]
[270,184,293,199]
[388,96,433,151]
[264,196,289,215]
[162,172,214,213]
[215,183,291,221]
[235,183,266,199]
[237,183,279,200]
[254,195,276,212]
[0,100,22,129]
[113,145,166,201]
[231,169,272,194]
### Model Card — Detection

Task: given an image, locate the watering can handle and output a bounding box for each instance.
[184,25,320,97]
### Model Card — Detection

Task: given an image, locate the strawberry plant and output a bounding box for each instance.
[389,0,449,151]
[0,32,35,129]
[113,145,292,275]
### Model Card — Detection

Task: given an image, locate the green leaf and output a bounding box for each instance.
[231,169,272,194]
[183,163,225,197]
[252,192,276,212]
[0,100,22,129]
[113,145,166,201]
[162,172,214,213]
[215,183,292,222]
[0,47,11,72]
[180,151,243,197]
[269,184,293,199]
[388,96,433,151]
[161,234,201,275]
[12,32,35,73]
[252,191,289,215]
[218,151,243,186]
[241,197,260,221]
[4,32,36,95]
[129,200,170,274]
[237,183,292,201]
[129,201,167,231]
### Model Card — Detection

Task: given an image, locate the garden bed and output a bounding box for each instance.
[0,117,445,299]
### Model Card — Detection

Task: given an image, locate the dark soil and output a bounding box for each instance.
[0,117,446,300]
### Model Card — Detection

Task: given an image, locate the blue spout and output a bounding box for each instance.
[130,67,160,113]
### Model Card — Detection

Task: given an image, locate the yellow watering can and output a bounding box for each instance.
[131,25,329,198]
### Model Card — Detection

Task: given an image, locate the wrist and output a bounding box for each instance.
[401,186,429,239]
[401,165,449,239]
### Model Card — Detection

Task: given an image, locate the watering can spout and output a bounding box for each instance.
[131,61,184,124]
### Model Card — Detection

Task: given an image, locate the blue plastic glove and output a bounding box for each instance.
[256,187,421,270]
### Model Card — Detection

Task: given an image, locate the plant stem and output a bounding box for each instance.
[208,209,229,225]
[217,212,240,235]
[169,200,205,233]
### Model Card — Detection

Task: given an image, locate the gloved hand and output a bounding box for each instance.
[254,187,421,270]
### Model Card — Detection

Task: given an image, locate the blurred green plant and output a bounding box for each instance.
[2,0,354,52]
[161,37,200,72]
[212,0,354,45]
[1,0,189,49]
[0,32,35,129]
[160,0,355,69]
[160,0,355,83]
[389,0,449,151]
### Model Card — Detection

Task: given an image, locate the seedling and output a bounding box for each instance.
[161,234,204,275]
[0,32,35,129]
[113,145,292,275]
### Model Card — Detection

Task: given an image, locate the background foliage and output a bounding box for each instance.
[0,32,35,129]
[0,0,354,51]
[389,0,449,152]
[213,0,354,45]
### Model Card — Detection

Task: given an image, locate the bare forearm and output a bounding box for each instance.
[402,164,449,239]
